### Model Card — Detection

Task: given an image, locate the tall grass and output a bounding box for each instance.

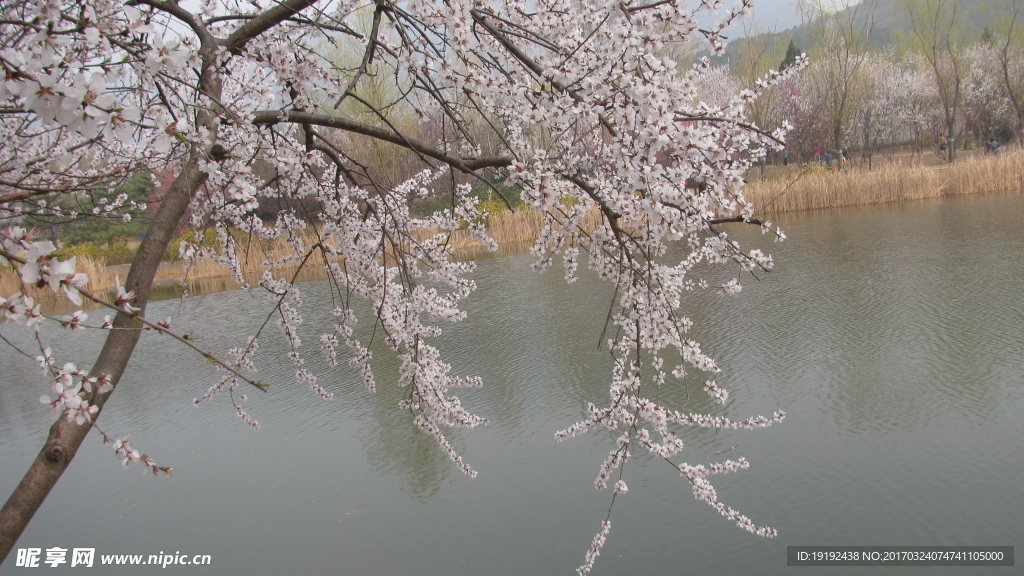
[444,206,602,254]
[1,206,603,312]
[745,148,1024,215]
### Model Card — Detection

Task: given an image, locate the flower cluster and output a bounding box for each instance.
[35,351,112,426]
[578,520,611,576]
[680,458,776,538]
[1,227,88,306]
[99,434,173,476]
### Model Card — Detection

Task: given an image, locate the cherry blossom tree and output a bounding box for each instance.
[893,56,943,159]
[0,0,792,571]
[960,43,1013,147]
[851,53,924,168]
[775,74,830,160]
[692,64,742,109]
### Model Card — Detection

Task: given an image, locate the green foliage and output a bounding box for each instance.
[469,182,523,226]
[995,124,1016,145]
[39,171,155,246]
[53,238,135,266]
[780,39,801,71]
[47,226,226,268]
[479,181,522,207]
[410,181,523,223]
[981,25,994,44]
[476,195,509,220]
[166,228,221,261]
[59,215,149,247]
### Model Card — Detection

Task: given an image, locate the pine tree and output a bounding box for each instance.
[780,39,801,71]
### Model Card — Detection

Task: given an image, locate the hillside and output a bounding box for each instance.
[710,0,997,70]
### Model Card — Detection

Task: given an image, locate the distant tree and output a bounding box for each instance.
[692,64,742,108]
[981,25,995,45]
[902,0,968,162]
[733,22,789,175]
[780,39,803,71]
[961,44,1014,147]
[854,53,927,167]
[800,0,877,151]
[990,0,1024,144]
[776,74,832,158]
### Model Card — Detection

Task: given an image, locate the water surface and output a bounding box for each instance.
[2,194,1022,574]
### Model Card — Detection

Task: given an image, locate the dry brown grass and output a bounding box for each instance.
[1,205,604,312]
[745,148,1024,215]
[444,205,603,254]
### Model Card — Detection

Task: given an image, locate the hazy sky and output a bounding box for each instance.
[743,0,805,33]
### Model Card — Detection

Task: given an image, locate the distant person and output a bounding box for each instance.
[783,149,789,166]
[939,134,947,152]
[825,152,833,168]
[991,139,1000,155]
[814,145,821,163]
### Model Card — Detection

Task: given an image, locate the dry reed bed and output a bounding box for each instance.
[745,148,1024,214]
[1,207,597,311]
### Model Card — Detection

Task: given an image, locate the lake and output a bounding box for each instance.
[2,194,1022,574]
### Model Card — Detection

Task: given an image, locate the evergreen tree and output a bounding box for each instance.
[780,39,801,70]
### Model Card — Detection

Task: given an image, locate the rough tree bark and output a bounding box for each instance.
[0,152,206,563]
[0,41,224,567]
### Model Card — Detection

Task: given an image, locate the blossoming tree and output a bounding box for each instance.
[0,0,792,571]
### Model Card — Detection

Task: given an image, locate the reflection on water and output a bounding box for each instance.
[24,241,539,316]
[2,194,1024,574]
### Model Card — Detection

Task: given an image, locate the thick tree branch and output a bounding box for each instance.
[0,38,225,563]
[251,110,513,172]
[222,0,320,55]
[0,148,207,564]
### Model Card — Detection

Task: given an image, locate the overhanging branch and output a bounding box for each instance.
[251,110,513,172]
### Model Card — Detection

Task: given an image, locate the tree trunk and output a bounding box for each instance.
[0,152,207,564]
[0,43,224,563]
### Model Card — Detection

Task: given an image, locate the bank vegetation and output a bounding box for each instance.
[5,148,1022,311]
[746,147,1024,213]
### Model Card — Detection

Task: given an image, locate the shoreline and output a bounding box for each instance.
[6,148,1022,312]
